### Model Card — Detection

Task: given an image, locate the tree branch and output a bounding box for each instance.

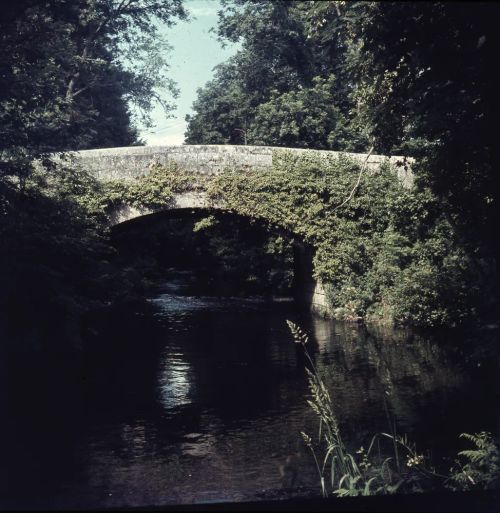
[333,145,374,210]
[66,1,128,101]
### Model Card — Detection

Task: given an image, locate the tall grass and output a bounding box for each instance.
[286,320,499,497]
[287,320,403,496]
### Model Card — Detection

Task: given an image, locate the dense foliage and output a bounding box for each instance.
[448,432,500,491]
[98,162,193,212]
[0,0,187,348]
[185,0,498,327]
[94,149,490,327]
[206,152,490,326]
[1,0,187,159]
[185,0,370,149]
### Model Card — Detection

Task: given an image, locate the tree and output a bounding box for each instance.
[248,75,367,150]
[216,0,316,97]
[0,0,188,349]
[306,0,499,322]
[185,0,367,150]
[63,0,188,133]
[185,57,250,144]
[186,0,498,326]
[305,2,496,219]
[185,0,315,145]
[0,0,188,170]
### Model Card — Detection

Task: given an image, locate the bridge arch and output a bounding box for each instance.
[111,206,317,309]
[66,144,414,315]
[108,191,212,226]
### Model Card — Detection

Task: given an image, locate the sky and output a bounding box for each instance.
[140,0,238,146]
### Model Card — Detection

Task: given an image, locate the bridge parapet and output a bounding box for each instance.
[70,145,414,187]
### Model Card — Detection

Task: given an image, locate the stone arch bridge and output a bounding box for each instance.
[70,145,413,314]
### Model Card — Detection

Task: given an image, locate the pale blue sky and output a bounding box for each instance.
[140,0,238,146]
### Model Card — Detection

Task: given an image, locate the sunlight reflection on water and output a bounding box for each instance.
[157,356,192,409]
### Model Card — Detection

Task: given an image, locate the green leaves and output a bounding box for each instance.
[97,162,192,212]
[248,75,348,150]
[186,1,497,326]
[448,432,500,491]
[209,151,406,321]
[287,320,309,345]
[185,1,368,150]
[1,0,188,164]
[91,144,490,327]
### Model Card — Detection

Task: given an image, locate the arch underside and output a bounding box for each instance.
[109,191,209,226]
[110,201,306,255]
[110,202,329,314]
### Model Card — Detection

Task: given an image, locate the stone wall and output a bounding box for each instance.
[70,144,414,187]
[70,144,414,317]
[310,280,336,317]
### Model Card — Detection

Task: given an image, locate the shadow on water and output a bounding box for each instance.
[1,270,499,509]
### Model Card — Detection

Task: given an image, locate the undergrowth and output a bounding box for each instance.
[287,321,500,497]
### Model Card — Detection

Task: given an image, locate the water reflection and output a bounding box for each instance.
[2,273,499,509]
[158,353,193,410]
[303,318,500,458]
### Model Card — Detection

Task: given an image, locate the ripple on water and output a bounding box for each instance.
[149,293,269,315]
[157,357,193,409]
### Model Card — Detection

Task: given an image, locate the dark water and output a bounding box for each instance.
[2,271,500,508]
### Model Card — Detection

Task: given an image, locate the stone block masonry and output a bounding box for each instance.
[70,144,414,187]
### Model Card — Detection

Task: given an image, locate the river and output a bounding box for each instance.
[2,271,499,508]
